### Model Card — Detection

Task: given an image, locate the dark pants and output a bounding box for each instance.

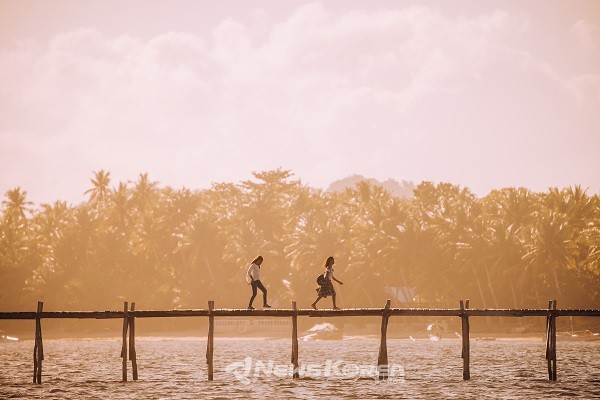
[249,280,268,307]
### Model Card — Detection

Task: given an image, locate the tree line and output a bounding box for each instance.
[1,169,599,312]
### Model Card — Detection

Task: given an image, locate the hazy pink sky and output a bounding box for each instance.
[1,0,599,205]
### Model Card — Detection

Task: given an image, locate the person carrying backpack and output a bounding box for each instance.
[246,255,271,310]
[311,256,343,310]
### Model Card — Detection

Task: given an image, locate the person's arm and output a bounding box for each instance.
[248,265,255,283]
[333,276,343,285]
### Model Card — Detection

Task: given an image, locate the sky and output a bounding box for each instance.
[0,0,599,206]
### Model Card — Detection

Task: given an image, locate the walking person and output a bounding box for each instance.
[247,255,271,310]
[311,256,343,310]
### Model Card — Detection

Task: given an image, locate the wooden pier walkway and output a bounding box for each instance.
[1,299,599,384]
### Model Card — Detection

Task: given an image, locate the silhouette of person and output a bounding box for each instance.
[247,255,271,310]
[311,256,343,310]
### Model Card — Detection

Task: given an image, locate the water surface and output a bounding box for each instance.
[1,338,599,399]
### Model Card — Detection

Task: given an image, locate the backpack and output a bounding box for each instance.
[316,273,326,286]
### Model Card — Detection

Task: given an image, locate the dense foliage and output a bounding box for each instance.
[1,169,599,311]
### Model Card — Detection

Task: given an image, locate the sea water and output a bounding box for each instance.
[1,338,599,399]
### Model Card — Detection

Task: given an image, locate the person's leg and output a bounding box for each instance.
[331,284,339,309]
[311,296,322,309]
[256,280,269,306]
[248,282,258,308]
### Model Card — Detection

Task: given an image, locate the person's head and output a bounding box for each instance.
[324,256,335,269]
[252,255,263,265]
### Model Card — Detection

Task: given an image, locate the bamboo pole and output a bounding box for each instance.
[377,299,391,380]
[291,300,299,379]
[460,299,470,380]
[545,300,551,364]
[206,301,214,381]
[552,300,557,381]
[37,301,44,384]
[33,302,39,383]
[33,331,37,384]
[33,301,44,384]
[129,302,138,381]
[545,300,554,380]
[121,302,128,382]
[545,300,557,381]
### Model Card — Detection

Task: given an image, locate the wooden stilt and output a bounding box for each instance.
[377,299,391,380]
[33,301,44,384]
[33,331,37,384]
[545,300,557,381]
[460,299,470,380]
[129,302,138,381]
[291,301,299,379]
[206,301,214,381]
[545,300,552,381]
[121,301,128,382]
[552,300,557,381]
[37,301,44,384]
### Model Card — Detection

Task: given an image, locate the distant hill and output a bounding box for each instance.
[327,175,415,198]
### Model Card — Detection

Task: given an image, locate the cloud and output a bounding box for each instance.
[568,74,600,105]
[571,19,597,54]
[0,2,599,204]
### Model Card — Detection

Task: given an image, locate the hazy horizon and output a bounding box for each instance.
[1,0,599,205]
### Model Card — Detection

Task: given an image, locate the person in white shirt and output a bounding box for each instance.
[246,255,271,310]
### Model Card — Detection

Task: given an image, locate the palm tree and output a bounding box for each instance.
[0,188,35,310]
[2,187,33,223]
[411,182,482,305]
[173,209,225,306]
[285,190,347,303]
[235,169,303,305]
[130,173,159,216]
[480,188,538,306]
[84,170,111,207]
[29,201,75,306]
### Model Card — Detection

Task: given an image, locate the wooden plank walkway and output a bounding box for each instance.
[2,308,600,319]
[1,300,599,384]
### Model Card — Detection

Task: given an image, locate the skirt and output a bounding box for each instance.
[317,282,336,298]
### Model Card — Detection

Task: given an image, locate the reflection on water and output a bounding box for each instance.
[1,338,599,399]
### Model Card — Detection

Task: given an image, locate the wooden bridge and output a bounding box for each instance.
[1,299,599,384]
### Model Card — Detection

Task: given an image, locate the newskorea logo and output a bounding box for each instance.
[224,357,405,384]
